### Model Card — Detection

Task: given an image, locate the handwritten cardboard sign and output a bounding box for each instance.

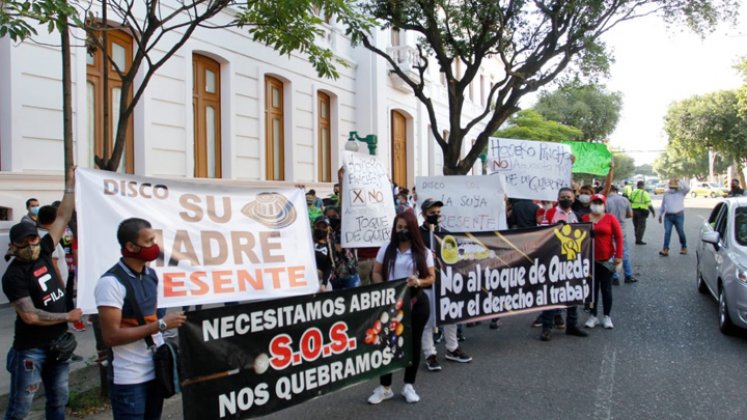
[487,137,573,201]
[415,175,507,232]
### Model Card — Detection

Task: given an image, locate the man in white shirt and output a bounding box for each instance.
[658,179,690,256]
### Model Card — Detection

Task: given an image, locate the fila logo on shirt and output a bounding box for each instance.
[33,266,64,306]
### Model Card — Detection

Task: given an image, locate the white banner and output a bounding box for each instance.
[76,169,318,314]
[415,175,508,232]
[487,137,573,201]
[340,152,396,248]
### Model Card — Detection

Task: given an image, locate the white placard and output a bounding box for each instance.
[416,175,507,232]
[341,152,396,247]
[487,137,573,201]
[76,168,318,313]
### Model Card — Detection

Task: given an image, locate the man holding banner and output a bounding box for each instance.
[95,218,187,419]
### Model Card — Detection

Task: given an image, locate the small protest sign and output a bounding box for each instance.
[434,224,593,325]
[179,281,412,419]
[341,151,396,247]
[415,175,507,232]
[76,169,318,313]
[562,141,612,176]
[487,137,573,201]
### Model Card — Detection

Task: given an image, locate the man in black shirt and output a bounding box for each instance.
[2,167,82,420]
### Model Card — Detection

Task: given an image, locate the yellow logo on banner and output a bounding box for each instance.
[441,235,460,264]
[553,224,587,261]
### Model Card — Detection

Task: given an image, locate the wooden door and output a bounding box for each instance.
[391,111,407,188]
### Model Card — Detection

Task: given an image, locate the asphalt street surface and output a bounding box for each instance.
[87,197,747,420]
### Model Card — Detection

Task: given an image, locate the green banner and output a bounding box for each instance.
[562,141,611,176]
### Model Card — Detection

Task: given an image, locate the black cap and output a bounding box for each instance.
[9,222,38,244]
[313,216,330,226]
[421,198,444,212]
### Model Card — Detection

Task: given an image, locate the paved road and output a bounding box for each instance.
[72,197,747,419]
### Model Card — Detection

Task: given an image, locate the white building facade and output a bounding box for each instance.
[0,5,498,220]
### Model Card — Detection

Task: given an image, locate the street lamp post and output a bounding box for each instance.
[345,131,378,156]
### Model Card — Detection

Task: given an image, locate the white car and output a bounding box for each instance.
[696,197,747,334]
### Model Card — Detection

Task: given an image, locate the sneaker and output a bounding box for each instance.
[659,249,669,257]
[445,348,472,363]
[531,316,543,328]
[433,328,444,344]
[624,276,638,283]
[425,355,442,371]
[603,316,614,329]
[540,329,552,341]
[611,277,620,286]
[489,319,501,330]
[635,241,646,245]
[585,316,599,328]
[680,248,688,255]
[72,320,86,332]
[457,331,466,342]
[368,385,394,404]
[566,326,589,337]
[401,384,420,403]
[553,314,565,329]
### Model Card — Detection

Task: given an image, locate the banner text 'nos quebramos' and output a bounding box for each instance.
[179,281,412,419]
[435,224,594,325]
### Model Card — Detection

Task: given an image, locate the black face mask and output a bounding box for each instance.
[328,218,340,230]
[396,230,411,243]
[558,198,573,209]
[313,229,328,242]
[425,214,440,225]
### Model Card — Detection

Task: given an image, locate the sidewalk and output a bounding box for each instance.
[0,304,101,416]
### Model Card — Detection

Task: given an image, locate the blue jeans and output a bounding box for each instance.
[5,347,70,420]
[331,274,360,290]
[612,229,633,279]
[663,212,687,249]
[110,380,164,420]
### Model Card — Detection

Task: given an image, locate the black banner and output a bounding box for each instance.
[179,281,411,419]
[435,224,593,325]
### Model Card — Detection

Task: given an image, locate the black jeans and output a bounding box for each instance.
[541,306,578,331]
[381,291,429,386]
[632,209,649,242]
[591,262,613,317]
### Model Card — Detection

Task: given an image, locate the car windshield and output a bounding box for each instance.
[709,183,721,189]
[735,207,747,246]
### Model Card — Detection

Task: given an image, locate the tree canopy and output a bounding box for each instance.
[653,142,730,180]
[534,83,623,142]
[493,110,583,142]
[354,0,739,175]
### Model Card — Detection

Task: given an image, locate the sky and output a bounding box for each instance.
[603,3,747,165]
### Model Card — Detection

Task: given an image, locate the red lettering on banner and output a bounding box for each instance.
[237,269,264,291]
[164,272,187,297]
[213,271,233,293]
[269,334,293,370]
[160,266,311,298]
[300,328,323,362]
[288,266,306,288]
[189,272,209,295]
[328,322,348,354]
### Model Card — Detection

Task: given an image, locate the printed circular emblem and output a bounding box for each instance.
[241,192,297,229]
[441,235,459,264]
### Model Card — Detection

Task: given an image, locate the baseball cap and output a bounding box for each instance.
[420,198,444,212]
[591,193,606,204]
[9,222,39,244]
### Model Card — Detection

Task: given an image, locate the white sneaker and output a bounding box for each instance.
[401,383,420,403]
[585,316,599,328]
[367,386,393,404]
[602,316,614,329]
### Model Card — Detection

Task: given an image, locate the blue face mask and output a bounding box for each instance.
[30,207,40,216]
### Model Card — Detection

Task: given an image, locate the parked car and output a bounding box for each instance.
[653,183,667,195]
[696,197,747,334]
[690,182,728,198]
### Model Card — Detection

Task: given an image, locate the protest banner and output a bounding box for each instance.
[562,141,612,176]
[75,168,318,313]
[179,281,412,419]
[434,224,593,325]
[415,175,508,232]
[486,137,573,201]
[340,151,396,247]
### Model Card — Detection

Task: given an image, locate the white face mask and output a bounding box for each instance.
[578,194,591,204]
[590,204,605,215]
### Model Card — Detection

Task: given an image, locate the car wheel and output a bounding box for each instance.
[696,259,708,294]
[690,192,697,198]
[718,287,737,335]
[710,192,717,198]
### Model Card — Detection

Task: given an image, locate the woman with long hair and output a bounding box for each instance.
[368,210,435,404]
